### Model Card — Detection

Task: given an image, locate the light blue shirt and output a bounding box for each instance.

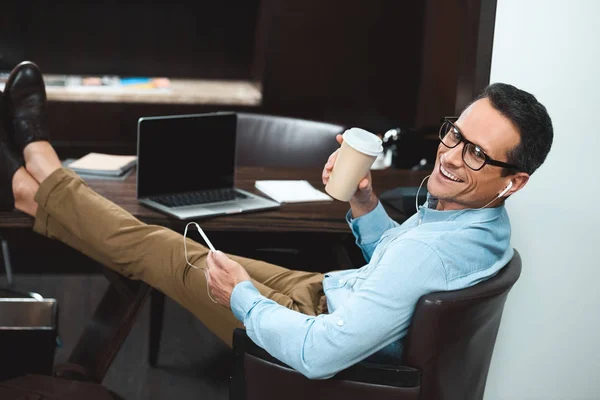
[230,198,513,379]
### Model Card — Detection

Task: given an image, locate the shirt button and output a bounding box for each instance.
[337,319,344,327]
[338,279,345,285]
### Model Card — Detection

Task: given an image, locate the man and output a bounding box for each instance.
[0,62,553,379]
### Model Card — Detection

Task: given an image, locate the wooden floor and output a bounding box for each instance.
[11,274,232,400]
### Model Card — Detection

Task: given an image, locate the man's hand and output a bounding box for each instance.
[322,134,378,218]
[206,250,251,308]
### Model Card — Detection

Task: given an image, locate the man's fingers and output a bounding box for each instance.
[327,149,339,164]
[336,134,343,145]
[209,250,224,269]
[358,178,370,190]
[206,250,225,272]
[323,150,339,184]
[206,251,217,268]
[212,250,237,272]
[323,150,338,174]
[207,260,221,285]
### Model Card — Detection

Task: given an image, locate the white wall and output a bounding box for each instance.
[485,1,600,399]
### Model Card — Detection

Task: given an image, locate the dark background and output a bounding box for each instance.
[0,0,496,158]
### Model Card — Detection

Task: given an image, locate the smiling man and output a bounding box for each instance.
[1,64,553,380]
[222,83,553,377]
[429,94,532,211]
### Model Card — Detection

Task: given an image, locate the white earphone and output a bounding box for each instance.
[477,180,514,210]
[498,180,513,198]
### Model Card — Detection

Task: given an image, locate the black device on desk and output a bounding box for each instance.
[379,123,436,217]
[380,186,428,218]
[136,112,280,219]
[382,126,438,170]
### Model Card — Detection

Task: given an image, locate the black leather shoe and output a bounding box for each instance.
[0,91,25,211]
[3,61,50,153]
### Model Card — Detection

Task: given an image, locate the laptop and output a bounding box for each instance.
[136,112,280,219]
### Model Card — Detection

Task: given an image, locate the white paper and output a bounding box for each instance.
[255,180,332,203]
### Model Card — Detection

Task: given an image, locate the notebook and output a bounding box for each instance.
[67,153,137,176]
[136,112,280,220]
[255,180,332,203]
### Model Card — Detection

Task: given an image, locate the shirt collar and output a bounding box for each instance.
[419,193,505,224]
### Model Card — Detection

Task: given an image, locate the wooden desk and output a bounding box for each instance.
[0,165,432,275]
[0,167,429,234]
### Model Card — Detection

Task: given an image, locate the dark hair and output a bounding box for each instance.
[469,83,553,176]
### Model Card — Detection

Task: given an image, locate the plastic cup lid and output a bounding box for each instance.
[342,128,383,157]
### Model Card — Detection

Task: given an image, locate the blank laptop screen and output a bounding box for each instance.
[137,113,237,198]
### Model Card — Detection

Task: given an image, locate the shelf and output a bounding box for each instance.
[0,77,262,106]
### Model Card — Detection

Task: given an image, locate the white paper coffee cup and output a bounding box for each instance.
[325,128,383,202]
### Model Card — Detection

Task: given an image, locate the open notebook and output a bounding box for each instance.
[255,180,332,203]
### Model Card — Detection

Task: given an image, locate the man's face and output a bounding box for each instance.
[427,98,522,210]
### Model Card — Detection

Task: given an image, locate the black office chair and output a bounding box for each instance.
[230,250,522,400]
[234,113,344,168]
[148,113,346,367]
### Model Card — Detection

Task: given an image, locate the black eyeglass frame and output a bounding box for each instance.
[439,117,521,172]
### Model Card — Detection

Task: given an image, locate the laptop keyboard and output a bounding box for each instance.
[150,188,249,208]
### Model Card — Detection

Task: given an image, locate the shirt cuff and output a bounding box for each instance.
[230,280,265,322]
[346,201,390,244]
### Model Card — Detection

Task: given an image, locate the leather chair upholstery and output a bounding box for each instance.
[230,250,522,400]
[234,113,345,168]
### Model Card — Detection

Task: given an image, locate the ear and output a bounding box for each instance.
[504,172,529,197]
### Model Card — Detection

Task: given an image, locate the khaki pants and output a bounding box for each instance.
[33,168,326,346]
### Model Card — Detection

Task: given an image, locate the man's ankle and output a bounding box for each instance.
[12,167,39,217]
[23,141,62,183]
[23,141,55,160]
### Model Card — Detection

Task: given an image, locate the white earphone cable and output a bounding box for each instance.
[415,174,510,213]
[183,222,218,303]
[415,174,432,214]
[477,196,500,210]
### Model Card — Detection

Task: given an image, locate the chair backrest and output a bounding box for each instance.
[235,113,345,168]
[402,250,522,400]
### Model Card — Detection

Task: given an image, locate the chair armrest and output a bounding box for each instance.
[232,328,420,388]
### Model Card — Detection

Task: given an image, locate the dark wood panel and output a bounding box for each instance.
[258,0,427,132]
[416,0,498,126]
[415,0,463,127]
[455,0,497,113]
[0,0,261,79]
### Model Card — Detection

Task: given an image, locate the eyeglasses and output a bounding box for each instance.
[438,118,521,171]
